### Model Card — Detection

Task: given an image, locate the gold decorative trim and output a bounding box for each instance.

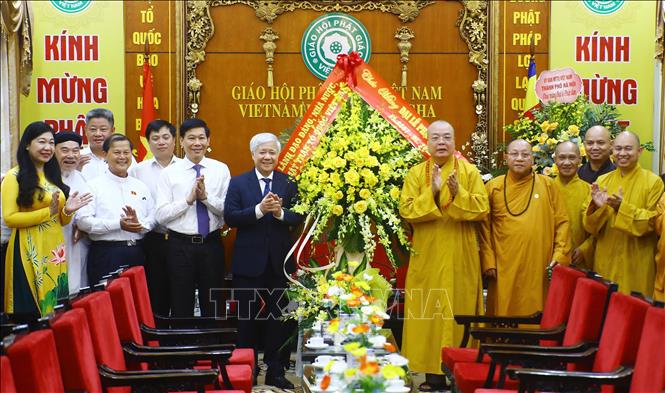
[184,0,434,117]
[456,0,490,170]
[260,27,279,87]
[395,26,414,87]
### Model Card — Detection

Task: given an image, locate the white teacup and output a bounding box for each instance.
[387,378,405,388]
[314,355,333,366]
[307,336,325,346]
[369,335,387,348]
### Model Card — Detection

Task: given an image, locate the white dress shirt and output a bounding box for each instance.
[77,171,154,241]
[155,156,230,235]
[129,156,180,234]
[253,169,284,220]
[80,146,136,181]
[61,170,91,294]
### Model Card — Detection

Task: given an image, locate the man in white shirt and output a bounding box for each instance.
[129,119,180,316]
[79,108,135,180]
[78,134,154,285]
[54,132,93,295]
[155,118,230,317]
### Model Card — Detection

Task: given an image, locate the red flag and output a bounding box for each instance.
[138,53,155,162]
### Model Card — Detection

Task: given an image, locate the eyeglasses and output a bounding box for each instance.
[507,152,532,159]
[429,135,453,143]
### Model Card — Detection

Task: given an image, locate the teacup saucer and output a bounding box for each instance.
[305,342,330,349]
[385,386,410,393]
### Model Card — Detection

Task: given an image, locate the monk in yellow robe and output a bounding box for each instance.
[480,139,571,316]
[654,194,665,301]
[400,121,489,390]
[554,141,594,270]
[583,131,663,296]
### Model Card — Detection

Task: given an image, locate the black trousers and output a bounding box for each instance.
[233,265,295,378]
[166,234,224,317]
[87,241,145,286]
[143,232,170,316]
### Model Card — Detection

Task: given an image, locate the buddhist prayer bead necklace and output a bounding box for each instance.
[503,172,536,217]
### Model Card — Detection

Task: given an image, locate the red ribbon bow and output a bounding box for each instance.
[336,52,362,87]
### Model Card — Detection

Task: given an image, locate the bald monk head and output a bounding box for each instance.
[583,125,612,170]
[612,131,642,174]
[427,120,455,166]
[554,141,581,183]
[506,139,533,179]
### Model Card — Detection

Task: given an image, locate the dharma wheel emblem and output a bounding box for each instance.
[582,0,624,15]
[301,13,371,80]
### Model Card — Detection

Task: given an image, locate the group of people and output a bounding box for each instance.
[0,109,300,389]
[3,112,665,390]
[400,121,665,391]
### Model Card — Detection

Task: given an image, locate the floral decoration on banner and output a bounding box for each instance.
[504,95,625,175]
[289,87,423,267]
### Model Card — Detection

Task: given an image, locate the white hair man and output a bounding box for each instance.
[224,132,304,389]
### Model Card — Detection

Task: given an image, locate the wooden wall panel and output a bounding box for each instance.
[494,0,550,148]
[124,1,179,150]
[197,1,477,176]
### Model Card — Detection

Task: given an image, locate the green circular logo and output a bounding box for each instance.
[582,0,624,15]
[301,13,371,80]
[50,0,92,14]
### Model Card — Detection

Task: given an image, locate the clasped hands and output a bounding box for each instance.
[432,166,458,200]
[259,192,283,218]
[591,183,622,212]
[186,175,208,205]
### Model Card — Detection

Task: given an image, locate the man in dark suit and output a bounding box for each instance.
[224,133,303,389]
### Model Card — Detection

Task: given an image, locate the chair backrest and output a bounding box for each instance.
[563,277,612,346]
[592,293,650,373]
[631,306,665,392]
[0,356,17,393]
[7,330,65,393]
[107,277,144,346]
[51,308,104,393]
[540,265,587,329]
[120,266,156,329]
[72,292,128,373]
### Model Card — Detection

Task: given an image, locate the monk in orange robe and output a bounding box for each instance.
[480,139,571,316]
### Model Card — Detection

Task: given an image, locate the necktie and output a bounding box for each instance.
[261,178,272,198]
[193,164,209,236]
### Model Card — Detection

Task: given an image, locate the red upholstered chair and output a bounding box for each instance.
[105,277,253,392]
[0,356,17,393]
[51,307,243,393]
[466,304,665,393]
[6,329,66,393]
[120,266,254,372]
[502,291,651,393]
[630,305,665,392]
[51,308,105,393]
[441,265,586,382]
[452,275,613,393]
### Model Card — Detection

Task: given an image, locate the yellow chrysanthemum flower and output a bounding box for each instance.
[354,200,368,214]
[567,125,580,136]
[332,156,347,168]
[332,205,343,216]
[359,189,371,200]
[389,187,400,200]
[344,169,360,186]
[380,364,406,380]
